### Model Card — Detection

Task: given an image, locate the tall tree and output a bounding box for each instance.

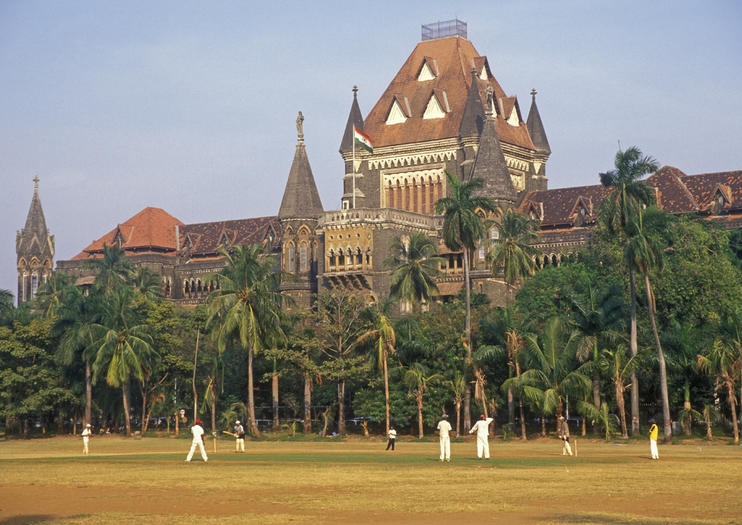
[435,170,497,430]
[386,232,443,311]
[206,244,284,438]
[403,363,440,439]
[663,320,705,436]
[91,287,157,436]
[599,145,658,436]
[625,207,672,443]
[598,345,637,439]
[489,208,539,301]
[0,289,14,326]
[360,303,396,434]
[33,271,71,319]
[86,244,134,294]
[698,339,739,444]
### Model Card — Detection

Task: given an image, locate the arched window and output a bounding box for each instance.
[22,272,27,301]
[31,272,39,298]
[287,243,295,271]
[355,247,363,266]
[300,243,308,272]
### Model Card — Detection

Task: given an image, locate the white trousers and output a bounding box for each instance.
[235,438,245,452]
[439,437,450,460]
[562,438,573,456]
[186,440,208,462]
[82,437,89,455]
[650,439,659,459]
[475,435,490,459]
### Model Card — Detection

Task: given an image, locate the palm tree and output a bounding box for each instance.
[599,145,658,436]
[435,170,497,430]
[386,232,443,311]
[698,339,739,444]
[86,244,134,294]
[504,317,592,436]
[33,271,70,319]
[598,345,637,439]
[360,303,396,434]
[54,285,100,426]
[206,244,284,438]
[489,208,539,301]
[664,320,704,435]
[625,207,672,443]
[448,371,466,437]
[403,363,440,438]
[91,287,157,436]
[131,267,162,300]
[0,289,14,325]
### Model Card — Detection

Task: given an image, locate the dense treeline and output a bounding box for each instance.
[3,147,742,443]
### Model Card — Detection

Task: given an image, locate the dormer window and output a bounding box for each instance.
[386,95,410,125]
[507,108,519,126]
[417,57,439,81]
[423,91,449,120]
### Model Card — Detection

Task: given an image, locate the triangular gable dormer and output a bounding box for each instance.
[423,90,450,120]
[386,95,411,125]
[570,196,593,225]
[473,56,492,81]
[707,183,733,214]
[417,57,439,81]
[218,229,232,250]
[525,200,543,222]
[506,98,523,127]
[112,225,126,248]
[263,223,279,248]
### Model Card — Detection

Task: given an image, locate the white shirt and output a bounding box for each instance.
[437,420,452,438]
[388,428,397,439]
[81,427,91,438]
[191,424,205,443]
[469,418,493,437]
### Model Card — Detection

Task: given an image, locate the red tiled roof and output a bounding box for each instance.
[180,217,280,257]
[73,207,183,260]
[363,37,535,150]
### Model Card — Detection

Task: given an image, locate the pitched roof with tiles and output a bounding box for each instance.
[72,207,183,260]
[180,217,280,257]
[362,36,535,150]
[682,169,742,212]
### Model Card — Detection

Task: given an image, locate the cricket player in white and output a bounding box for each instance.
[81,423,92,455]
[185,419,208,462]
[436,414,452,462]
[469,414,493,459]
[234,420,245,452]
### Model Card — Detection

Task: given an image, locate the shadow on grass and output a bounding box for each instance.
[0,515,57,524]
[551,512,730,525]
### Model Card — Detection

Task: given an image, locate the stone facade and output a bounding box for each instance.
[16,177,54,305]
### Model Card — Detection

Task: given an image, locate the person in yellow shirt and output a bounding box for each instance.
[648,418,659,459]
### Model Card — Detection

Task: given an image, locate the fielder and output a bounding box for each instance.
[469,414,493,459]
[386,426,397,451]
[234,420,245,452]
[436,414,452,462]
[558,416,573,456]
[648,418,659,459]
[81,423,92,455]
[185,419,208,462]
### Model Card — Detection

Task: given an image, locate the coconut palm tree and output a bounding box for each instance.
[625,207,672,443]
[435,170,497,430]
[599,145,658,436]
[664,320,704,435]
[33,271,70,319]
[698,339,739,444]
[359,302,396,434]
[386,232,443,311]
[54,285,101,426]
[131,267,162,300]
[206,244,284,438]
[404,363,441,438]
[87,244,134,294]
[488,208,539,301]
[0,289,14,325]
[448,371,467,437]
[91,287,157,436]
[598,345,637,439]
[504,317,592,436]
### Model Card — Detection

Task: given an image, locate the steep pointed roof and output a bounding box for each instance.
[459,68,485,137]
[363,36,535,150]
[279,112,324,219]
[73,207,183,259]
[526,89,551,155]
[17,177,54,260]
[470,105,516,205]
[339,86,365,153]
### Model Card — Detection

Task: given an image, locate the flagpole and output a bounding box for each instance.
[352,127,356,209]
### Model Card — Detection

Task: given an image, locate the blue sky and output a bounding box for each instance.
[2,1,741,297]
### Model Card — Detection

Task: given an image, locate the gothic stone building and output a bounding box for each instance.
[21,24,742,309]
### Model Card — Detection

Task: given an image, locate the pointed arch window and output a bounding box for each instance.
[287,243,295,271]
[31,272,39,298]
[300,243,308,272]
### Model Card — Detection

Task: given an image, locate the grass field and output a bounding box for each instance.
[1,434,740,524]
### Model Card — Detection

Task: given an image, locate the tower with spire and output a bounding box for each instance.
[278,111,325,309]
[526,89,550,191]
[339,86,366,210]
[16,177,55,305]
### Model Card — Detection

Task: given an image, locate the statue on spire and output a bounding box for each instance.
[296,111,304,143]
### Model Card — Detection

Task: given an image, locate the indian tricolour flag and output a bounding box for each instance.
[353,126,373,153]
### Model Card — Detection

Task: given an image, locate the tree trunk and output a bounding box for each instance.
[272,366,280,432]
[303,371,312,434]
[644,274,672,444]
[247,348,261,437]
[210,381,217,436]
[141,383,148,432]
[727,383,739,444]
[455,400,461,436]
[616,380,628,439]
[682,380,692,436]
[192,329,200,422]
[463,246,472,431]
[383,355,390,434]
[85,360,92,426]
[122,382,132,437]
[541,416,546,437]
[519,399,527,440]
[320,405,332,437]
[337,379,346,435]
[507,387,514,425]
[417,393,424,439]
[629,268,640,437]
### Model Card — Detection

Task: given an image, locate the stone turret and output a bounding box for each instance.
[16,177,55,304]
[526,89,551,155]
[278,112,324,309]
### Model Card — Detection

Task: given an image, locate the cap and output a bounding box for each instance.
[442,414,448,419]
[235,420,240,425]
[86,424,91,427]
[559,415,565,420]
[195,419,203,424]
[648,418,656,424]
